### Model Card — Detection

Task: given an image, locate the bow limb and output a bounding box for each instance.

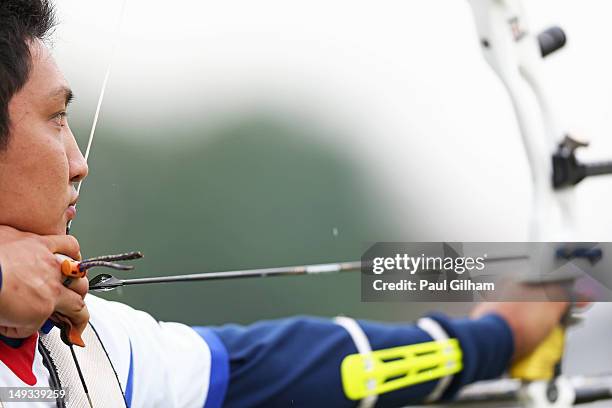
[467,1,576,407]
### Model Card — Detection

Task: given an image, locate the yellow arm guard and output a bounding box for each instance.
[341,338,462,400]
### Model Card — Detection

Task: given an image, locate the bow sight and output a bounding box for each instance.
[553,135,612,189]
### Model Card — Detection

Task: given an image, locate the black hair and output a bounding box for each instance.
[0,0,56,149]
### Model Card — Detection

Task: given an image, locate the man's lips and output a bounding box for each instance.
[65,193,79,224]
[66,205,77,220]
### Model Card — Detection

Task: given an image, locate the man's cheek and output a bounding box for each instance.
[22,137,70,233]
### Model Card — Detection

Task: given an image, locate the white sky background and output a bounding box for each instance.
[51,0,612,242]
[51,0,612,376]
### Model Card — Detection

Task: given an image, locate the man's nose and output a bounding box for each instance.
[66,127,89,183]
[70,151,89,184]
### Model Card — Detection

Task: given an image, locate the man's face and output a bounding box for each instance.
[0,41,87,235]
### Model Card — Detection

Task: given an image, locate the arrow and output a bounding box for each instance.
[89,261,364,291]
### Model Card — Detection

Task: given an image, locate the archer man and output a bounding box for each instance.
[0,1,568,407]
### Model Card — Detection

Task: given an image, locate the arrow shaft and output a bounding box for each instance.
[107,261,364,289]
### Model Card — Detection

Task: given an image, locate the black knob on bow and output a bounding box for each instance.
[552,135,612,188]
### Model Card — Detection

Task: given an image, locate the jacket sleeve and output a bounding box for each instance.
[200,312,514,408]
[86,295,215,408]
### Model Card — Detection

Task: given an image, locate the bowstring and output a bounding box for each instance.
[68,0,127,233]
[63,2,127,407]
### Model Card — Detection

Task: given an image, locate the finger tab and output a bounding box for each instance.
[60,259,85,279]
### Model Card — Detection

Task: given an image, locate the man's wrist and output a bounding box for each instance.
[425,312,514,399]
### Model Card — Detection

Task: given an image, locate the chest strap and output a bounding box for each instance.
[39,324,128,408]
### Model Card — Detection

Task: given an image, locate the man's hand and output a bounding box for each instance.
[471,299,568,361]
[0,225,89,339]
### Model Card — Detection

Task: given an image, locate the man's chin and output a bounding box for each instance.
[47,223,69,236]
[44,217,72,236]
[1,210,73,236]
[3,219,64,236]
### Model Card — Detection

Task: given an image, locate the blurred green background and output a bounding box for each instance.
[71,113,459,326]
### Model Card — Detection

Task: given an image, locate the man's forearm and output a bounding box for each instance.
[200,313,513,407]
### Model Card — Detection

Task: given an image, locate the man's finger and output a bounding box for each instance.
[54,287,88,327]
[64,276,89,298]
[40,234,81,260]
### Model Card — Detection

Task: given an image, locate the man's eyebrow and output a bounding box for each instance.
[48,86,74,106]
[65,89,74,106]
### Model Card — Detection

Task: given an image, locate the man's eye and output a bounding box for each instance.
[52,112,68,127]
